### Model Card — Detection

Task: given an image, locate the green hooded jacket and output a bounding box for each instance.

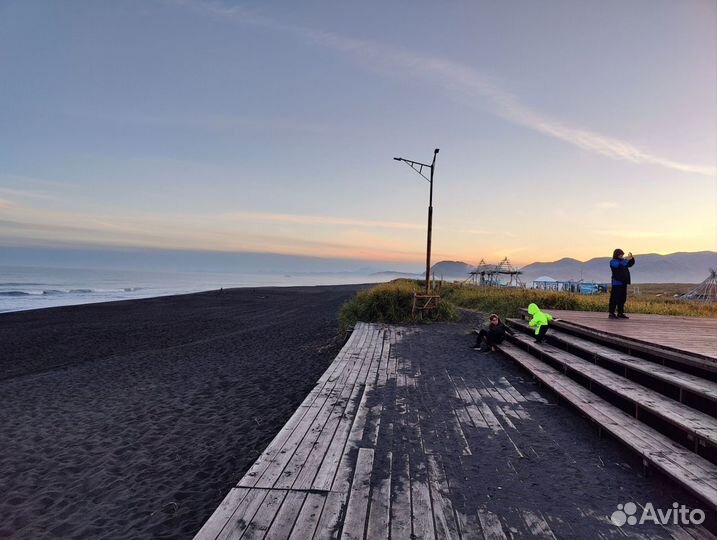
[527,303,553,335]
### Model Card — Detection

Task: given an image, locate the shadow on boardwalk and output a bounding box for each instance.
[196,318,709,540]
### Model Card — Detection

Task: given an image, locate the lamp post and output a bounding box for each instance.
[394,148,439,294]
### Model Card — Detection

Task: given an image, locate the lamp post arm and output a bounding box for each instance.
[394,158,432,183]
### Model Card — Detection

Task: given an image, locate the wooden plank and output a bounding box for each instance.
[498,376,528,402]
[309,329,382,491]
[480,382,520,428]
[365,332,391,446]
[497,342,717,511]
[241,489,287,540]
[340,448,374,540]
[444,369,472,455]
[275,394,346,489]
[477,508,508,540]
[264,491,306,540]
[280,327,375,490]
[366,451,392,540]
[332,331,385,493]
[521,510,557,539]
[254,326,381,489]
[509,318,717,403]
[194,488,251,540]
[313,492,347,540]
[390,454,412,540]
[448,374,489,430]
[316,323,368,385]
[312,383,366,491]
[488,377,531,421]
[287,493,325,540]
[241,326,373,488]
[426,455,461,540]
[294,383,362,490]
[456,509,485,540]
[215,489,271,540]
[517,308,717,367]
[410,453,436,540]
[461,379,504,434]
[509,333,717,447]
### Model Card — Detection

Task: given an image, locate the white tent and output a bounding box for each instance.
[682,269,717,303]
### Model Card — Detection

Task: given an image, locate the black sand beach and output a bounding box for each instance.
[0,285,366,540]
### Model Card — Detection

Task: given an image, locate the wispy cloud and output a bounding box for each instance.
[0,173,80,189]
[0,197,427,262]
[222,211,423,231]
[595,228,680,239]
[593,201,618,210]
[183,0,716,177]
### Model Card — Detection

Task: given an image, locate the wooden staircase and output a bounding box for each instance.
[497,315,717,520]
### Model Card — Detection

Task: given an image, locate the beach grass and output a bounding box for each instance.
[339,280,459,331]
[440,283,717,320]
[340,280,715,330]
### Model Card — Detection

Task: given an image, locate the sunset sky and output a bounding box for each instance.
[1,0,715,269]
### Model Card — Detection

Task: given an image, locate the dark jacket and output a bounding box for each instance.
[487,322,513,343]
[610,257,635,286]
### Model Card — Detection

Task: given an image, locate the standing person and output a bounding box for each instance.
[472,314,513,352]
[609,249,636,319]
[527,303,553,343]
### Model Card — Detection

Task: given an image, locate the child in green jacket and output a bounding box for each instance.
[527,303,553,343]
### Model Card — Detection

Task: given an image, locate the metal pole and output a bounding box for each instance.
[393,148,439,295]
[425,149,438,294]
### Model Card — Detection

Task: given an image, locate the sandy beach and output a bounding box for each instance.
[0,284,366,540]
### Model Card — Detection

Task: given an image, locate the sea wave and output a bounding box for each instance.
[0,289,107,296]
[0,290,43,297]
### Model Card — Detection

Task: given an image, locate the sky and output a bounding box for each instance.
[1,0,715,271]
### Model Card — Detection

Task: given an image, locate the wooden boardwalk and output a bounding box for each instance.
[194,321,711,540]
[540,310,717,362]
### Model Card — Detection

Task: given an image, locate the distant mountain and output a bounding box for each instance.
[431,260,474,278]
[372,261,474,280]
[520,251,717,284]
[386,252,717,284]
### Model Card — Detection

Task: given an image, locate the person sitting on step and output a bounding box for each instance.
[473,314,513,352]
[527,303,553,343]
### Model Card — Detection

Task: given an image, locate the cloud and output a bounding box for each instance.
[184,1,716,177]
[222,211,423,230]
[593,201,618,210]
[0,197,427,262]
[594,228,680,239]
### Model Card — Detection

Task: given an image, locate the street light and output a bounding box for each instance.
[394,148,439,294]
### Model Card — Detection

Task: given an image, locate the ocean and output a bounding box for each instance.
[0,266,386,313]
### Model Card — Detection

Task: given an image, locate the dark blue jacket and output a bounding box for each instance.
[610,257,635,286]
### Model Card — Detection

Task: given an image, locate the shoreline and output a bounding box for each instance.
[0,284,367,539]
[0,278,385,315]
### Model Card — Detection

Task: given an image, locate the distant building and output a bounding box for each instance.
[532,276,608,295]
[532,276,558,290]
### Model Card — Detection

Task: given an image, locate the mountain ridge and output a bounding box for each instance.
[379,251,717,284]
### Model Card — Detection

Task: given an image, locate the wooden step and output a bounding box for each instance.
[507,318,717,413]
[496,341,717,512]
[518,308,717,374]
[507,332,717,457]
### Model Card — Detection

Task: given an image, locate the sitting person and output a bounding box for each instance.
[527,302,553,343]
[473,314,513,352]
